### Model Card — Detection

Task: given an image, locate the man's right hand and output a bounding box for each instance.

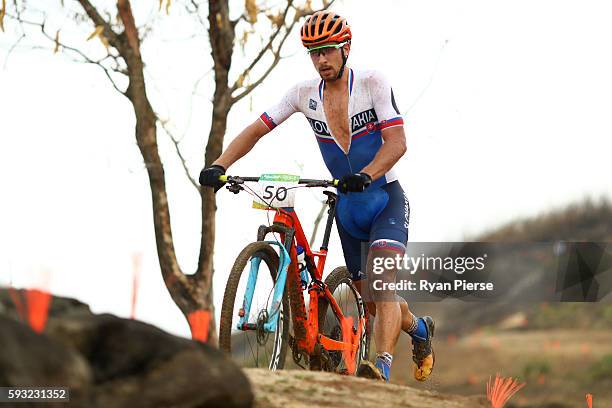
[199,164,226,192]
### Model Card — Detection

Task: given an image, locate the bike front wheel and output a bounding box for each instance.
[219,242,289,370]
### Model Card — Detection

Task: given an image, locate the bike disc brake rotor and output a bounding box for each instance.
[256,309,270,346]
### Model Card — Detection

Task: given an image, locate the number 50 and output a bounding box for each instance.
[263,185,287,202]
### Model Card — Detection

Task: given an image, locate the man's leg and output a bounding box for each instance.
[356,241,435,382]
[368,246,402,355]
[354,284,421,336]
[355,240,406,381]
[358,181,434,382]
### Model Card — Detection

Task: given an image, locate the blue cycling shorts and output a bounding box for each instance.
[335,181,410,281]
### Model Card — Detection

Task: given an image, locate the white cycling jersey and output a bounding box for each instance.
[259,68,404,188]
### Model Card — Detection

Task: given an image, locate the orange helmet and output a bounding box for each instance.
[301,11,352,48]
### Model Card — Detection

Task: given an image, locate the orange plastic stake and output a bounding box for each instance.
[188,310,212,343]
[25,289,52,333]
[486,374,526,408]
[131,253,142,320]
[586,393,593,408]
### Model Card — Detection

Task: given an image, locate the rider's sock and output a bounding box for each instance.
[375,352,392,381]
[407,315,429,342]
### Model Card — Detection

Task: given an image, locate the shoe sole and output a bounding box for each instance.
[357,360,386,381]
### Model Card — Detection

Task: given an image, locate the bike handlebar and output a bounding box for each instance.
[219,175,339,188]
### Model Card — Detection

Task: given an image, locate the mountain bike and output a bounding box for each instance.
[218,174,370,375]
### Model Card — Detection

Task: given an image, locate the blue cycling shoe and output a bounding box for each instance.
[357,359,390,382]
[412,316,435,381]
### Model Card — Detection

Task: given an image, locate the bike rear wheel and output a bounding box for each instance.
[219,242,289,370]
[316,266,369,374]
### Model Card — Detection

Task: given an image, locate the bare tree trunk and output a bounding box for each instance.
[75,0,203,323]
[191,0,235,343]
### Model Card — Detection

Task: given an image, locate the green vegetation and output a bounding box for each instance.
[523,358,551,379]
[476,197,612,242]
[602,305,612,324]
[590,354,612,381]
[531,303,612,330]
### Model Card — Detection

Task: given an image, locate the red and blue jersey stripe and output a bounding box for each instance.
[260,112,277,130]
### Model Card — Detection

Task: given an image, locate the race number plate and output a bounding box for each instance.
[252,174,300,209]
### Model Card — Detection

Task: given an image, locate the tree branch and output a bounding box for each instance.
[116,0,140,58]
[7,14,126,94]
[182,67,214,137]
[231,14,297,103]
[2,32,25,69]
[186,0,207,29]
[229,0,294,93]
[75,0,123,52]
[230,0,336,103]
[230,13,246,28]
[159,119,199,191]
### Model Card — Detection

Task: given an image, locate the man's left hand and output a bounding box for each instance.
[338,172,372,193]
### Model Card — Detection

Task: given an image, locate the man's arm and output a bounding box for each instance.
[212,119,271,169]
[360,126,407,180]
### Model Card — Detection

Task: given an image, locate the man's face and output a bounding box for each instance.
[309,42,350,81]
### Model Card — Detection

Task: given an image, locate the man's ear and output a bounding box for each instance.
[343,42,351,56]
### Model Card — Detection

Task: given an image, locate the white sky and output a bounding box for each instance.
[1,0,611,337]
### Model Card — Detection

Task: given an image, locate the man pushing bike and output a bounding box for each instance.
[200,10,435,382]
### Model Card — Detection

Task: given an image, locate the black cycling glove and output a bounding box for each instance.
[338,172,372,193]
[199,164,226,192]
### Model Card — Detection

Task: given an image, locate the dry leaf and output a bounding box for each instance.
[304,0,313,13]
[100,34,109,50]
[266,12,284,28]
[158,0,171,14]
[0,0,6,33]
[236,71,250,89]
[239,30,252,53]
[236,73,245,89]
[86,25,104,41]
[53,30,60,54]
[245,0,258,24]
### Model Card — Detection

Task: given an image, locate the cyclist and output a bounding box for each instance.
[199,10,434,382]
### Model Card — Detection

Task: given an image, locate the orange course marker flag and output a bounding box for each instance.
[486,374,526,408]
[25,289,52,333]
[188,310,212,343]
[130,253,143,320]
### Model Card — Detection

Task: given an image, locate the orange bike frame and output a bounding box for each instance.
[269,203,364,374]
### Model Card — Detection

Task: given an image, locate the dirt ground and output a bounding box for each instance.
[389,328,612,407]
[246,329,611,407]
[245,368,488,408]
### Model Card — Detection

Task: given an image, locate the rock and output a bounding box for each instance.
[0,288,253,408]
[0,315,92,389]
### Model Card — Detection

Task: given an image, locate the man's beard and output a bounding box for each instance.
[319,67,341,81]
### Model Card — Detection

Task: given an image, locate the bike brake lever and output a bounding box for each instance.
[227,183,244,194]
